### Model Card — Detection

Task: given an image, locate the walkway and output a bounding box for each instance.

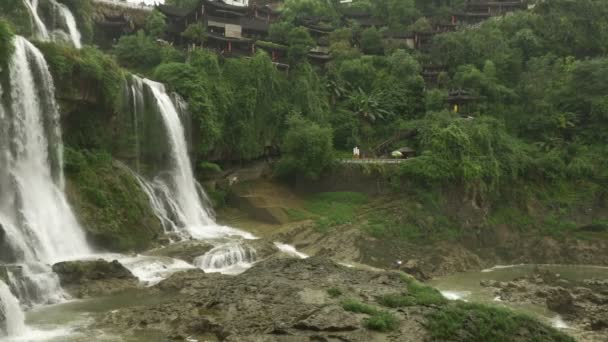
[339,158,414,165]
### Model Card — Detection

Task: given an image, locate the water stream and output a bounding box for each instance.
[0,34,93,339]
[429,264,608,335]
[22,0,82,48]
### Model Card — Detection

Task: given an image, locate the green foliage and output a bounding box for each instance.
[360,27,384,55]
[182,23,206,46]
[426,302,575,342]
[0,1,32,37]
[302,192,368,232]
[145,10,167,39]
[401,112,531,200]
[341,298,378,315]
[37,42,124,111]
[276,115,334,180]
[379,280,447,307]
[365,311,399,332]
[287,27,315,64]
[373,0,420,30]
[58,0,94,43]
[114,31,162,69]
[327,288,343,298]
[64,148,163,252]
[0,20,14,67]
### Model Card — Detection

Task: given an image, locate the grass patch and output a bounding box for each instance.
[426,302,575,342]
[361,196,460,243]
[285,208,314,221]
[299,192,368,233]
[365,311,399,332]
[341,298,378,315]
[379,280,447,307]
[341,298,399,332]
[327,288,343,298]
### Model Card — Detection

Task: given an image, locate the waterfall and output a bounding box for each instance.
[0,280,26,337]
[2,36,90,263]
[127,76,254,241]
[22,0,49,41]
[22,0,82,48]
[50,0,82,49]
[0,35,91,321]
[194,243,257,274]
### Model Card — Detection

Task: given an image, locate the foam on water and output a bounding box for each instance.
[550,315,570,329]
[194,243,256,275]
[274,243,309,259]
[440,290,471,301]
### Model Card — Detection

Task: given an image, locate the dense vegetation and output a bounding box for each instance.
[107,0,608,201]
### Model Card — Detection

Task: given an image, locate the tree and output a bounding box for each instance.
[276,115,334,180]
[287,27,315,64]
[182,23,207,47]
[145,10,167,39]
[114,30,161,68]
[347,88,391,123]
[360,27,384,55]
[269,22,294,44]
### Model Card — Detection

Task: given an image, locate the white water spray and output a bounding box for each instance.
[22,0,49,41]
[194,243,257,275]
[22,0,82,48]
[0,281,26,337]
[3,36,90,264]
[128,76,254,241]
[0,37,92,339]
[274,242,309,259]
[50,0,82,48]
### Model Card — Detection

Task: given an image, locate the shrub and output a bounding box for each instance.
[276,115,334,180]
[341,298,378,315]
[365,311,398,332]
[114,31,162,69]
[426,302,575,342]
[327,288,342,298]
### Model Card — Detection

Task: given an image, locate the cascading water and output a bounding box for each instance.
[22,0,49,41]
[194,243,257,274]
[125,76,257,274]
[0,35,93,339]
[0,280,26,337]
[127,76,254,241]
[2,36,90,264]
[49,0,82,49]
[22,0,82,48]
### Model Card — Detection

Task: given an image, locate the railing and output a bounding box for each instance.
[339,158,414,164]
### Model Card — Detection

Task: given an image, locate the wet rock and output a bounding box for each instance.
[146,240,214,264]
[545,288,576,314]
[400,259,430,281]
[294,305,359,331]
[591,318,608,331]
[52,259,138,298]
[98,257,419,340]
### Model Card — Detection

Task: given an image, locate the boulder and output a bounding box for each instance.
[545,288,576,314]
[146,240,214,264]
[52,259,138,298]
[400,259,430,281]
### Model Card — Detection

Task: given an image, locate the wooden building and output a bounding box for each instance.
[447,89,479,115]
[452,0,529,25]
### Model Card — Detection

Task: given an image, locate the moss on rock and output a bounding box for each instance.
[0,2,32,38]
[65,148,163,252]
